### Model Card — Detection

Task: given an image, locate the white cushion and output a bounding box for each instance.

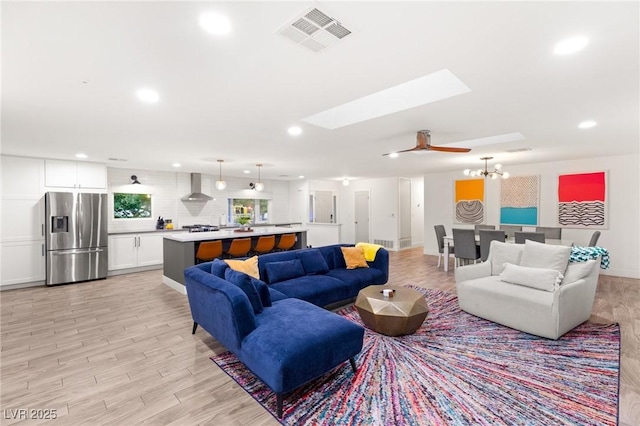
[562,260,597,285]
[520,240,571,275]
[489,241,524,275]
[500,263,564,292]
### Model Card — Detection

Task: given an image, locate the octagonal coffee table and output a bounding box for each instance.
[355,286,429,336]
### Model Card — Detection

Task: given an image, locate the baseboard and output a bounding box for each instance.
[0,280,45,291]
[162,275,187,295]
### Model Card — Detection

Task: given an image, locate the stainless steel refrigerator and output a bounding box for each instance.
[45,192,108,285]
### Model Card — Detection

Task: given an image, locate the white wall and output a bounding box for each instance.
[107,168,291,233]
[423,154,640,278]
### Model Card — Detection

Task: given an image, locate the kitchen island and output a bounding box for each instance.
[162,226,307,293]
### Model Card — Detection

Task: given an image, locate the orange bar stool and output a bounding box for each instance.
[252,235,276,255]
[224,238,252,258]
[275,234,296,251]
[195,240,223,263]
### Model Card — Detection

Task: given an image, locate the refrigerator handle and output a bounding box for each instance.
[42,223,44,237]
[42,244,45,256]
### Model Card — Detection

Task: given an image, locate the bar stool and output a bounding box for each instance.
[195,240,223,263]
[275,234,296,251]
[224,238,252,258]
[251,235,275,255]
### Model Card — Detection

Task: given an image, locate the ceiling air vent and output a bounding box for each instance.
[506,147,533,153]
[277,7,352,53]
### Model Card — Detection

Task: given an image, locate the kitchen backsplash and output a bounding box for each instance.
[107,167,289,233]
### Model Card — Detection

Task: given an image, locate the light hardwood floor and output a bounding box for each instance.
[1,247,638,425]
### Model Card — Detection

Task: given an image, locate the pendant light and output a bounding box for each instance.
[254,164,264,191]
[215,160,227,190]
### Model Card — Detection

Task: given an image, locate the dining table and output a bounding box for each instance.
[441,236,574,272]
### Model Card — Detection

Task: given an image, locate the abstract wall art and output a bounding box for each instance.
[455,179,484,224]
[500,175,539,225]
[557,171,607,228]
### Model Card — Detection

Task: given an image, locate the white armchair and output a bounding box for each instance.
[455,240,600,340]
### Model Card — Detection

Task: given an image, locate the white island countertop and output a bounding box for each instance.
[163,226,308,243]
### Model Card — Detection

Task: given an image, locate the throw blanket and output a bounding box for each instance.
[355,242,384,262]
[570,246,610,269]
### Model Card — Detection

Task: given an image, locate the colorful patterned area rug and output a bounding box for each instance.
[211,288,620,425]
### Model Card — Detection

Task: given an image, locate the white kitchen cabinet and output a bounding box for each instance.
[1,198,45,242]
[1,156,44,197]
[136,234,163,266]
[45,160,106,190]
[108,233,163,271]
[1,241,46,286]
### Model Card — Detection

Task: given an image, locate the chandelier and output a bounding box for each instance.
[463,157,510,179]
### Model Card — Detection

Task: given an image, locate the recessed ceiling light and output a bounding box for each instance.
[199,12,232,36]
[136,88,159,103]
[172,163,181,167]
[75,153,88,159]
[288,126,302,136]
[243,170,250,174]
[578,120,597,129]
[388,152,399,159]
[298,175,305,179]
[554,36,588,55]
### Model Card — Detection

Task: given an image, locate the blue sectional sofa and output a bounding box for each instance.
[257,244,389,307]
[184,244,389,417]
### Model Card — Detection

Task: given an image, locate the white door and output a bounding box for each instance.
[137,234,163,266]
[108,235,138,270]
[354,191,369,243]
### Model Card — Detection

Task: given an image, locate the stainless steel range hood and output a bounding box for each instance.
[182,173,213,201]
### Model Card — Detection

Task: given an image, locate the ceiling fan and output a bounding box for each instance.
[382,130,471,156]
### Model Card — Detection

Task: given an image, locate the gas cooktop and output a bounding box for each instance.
[182,224,219,233]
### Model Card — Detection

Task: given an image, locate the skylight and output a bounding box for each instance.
[301,69,471,129]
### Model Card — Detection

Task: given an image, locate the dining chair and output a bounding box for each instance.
[499,225,522,239]
[588,231,601,247]
[535,226,562,239]
[514,231,545,244]
[479,230,506,262]
[251,235,276,255]
[275,234,296,251]
[474,224,495,235]
[452,228,480,267]
[224,238,252,258]
[434,225,455,269]
[195,240,223,263]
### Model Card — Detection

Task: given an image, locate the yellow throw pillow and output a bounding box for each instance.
[224,256,259,279]
[341,247,369,270]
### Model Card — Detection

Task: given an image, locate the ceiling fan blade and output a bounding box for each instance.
[429,146,471,153]
[382,146,424,156]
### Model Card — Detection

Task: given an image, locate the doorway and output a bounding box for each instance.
[354,191,369,243]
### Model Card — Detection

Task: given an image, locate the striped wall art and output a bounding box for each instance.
[557,171,607,228]
[455,179,485,224]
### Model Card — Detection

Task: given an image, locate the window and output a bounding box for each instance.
[114,193,152,219]
[228,198,270,224]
